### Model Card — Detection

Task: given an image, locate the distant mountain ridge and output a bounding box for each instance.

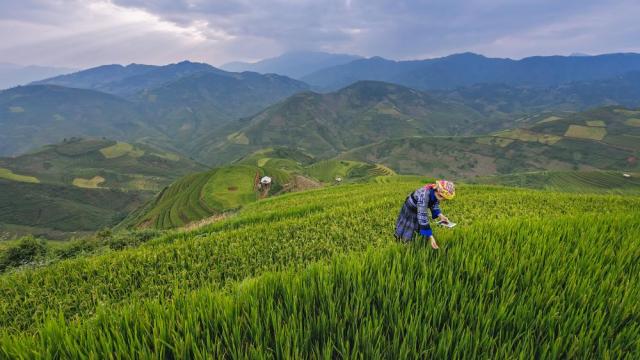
[32,61,228,96]
[136,70,309,146]
[433,71,640,116]
[221,51,362,79]
[302,52,640,91]
[0,63,76,90]
[2,62,310,156]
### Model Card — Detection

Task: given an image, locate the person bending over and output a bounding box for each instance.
[394,180,455,249]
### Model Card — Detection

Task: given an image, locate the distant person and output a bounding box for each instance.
[259,176,272,197]
[394,180,455,249]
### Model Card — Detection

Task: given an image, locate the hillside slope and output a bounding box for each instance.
[339,106,640,177]
[6,63,310,157]
[1,181,638,357]
[0,138,205,238]
[434,71,640,117]
[0,179,148,239]
[0,137,205,191]
[194,81,485,164]
[136,71,309,146]
[0,85,161,156]
[470,170,640,194]
[121,148,389,230]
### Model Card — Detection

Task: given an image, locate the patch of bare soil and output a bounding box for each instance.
[181,213,232,232]
[279,175,322,194]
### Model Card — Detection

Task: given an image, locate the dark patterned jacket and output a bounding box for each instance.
[406,185,441,236]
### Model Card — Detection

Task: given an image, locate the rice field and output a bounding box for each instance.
[1,179,639,358]
[99,142,145,159]
[0,168,39,183]
[492,129,562,145]
[71,175,105,189]
[564,125,607,140]
[471,170,640,194]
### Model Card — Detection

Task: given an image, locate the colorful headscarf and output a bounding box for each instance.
[434,180,455,200]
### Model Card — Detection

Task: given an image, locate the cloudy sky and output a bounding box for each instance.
[1,0,639,68]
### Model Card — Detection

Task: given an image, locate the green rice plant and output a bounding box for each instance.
[1,214,638,358]
[0,181,638,342]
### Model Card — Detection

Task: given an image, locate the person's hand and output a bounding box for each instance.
[429,235,440,250]
[438,214,449,223]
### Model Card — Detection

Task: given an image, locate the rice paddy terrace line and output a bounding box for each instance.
[472,170,640,194]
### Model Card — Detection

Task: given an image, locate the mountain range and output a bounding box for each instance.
[1,61,308,156]
[221,51,362,79]
[3,52,640,161]
[301,52,640,91]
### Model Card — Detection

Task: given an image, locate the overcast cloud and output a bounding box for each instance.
[1,0,639,69]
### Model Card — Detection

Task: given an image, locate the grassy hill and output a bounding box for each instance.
[527,106,640,151]
[0,180,638,357]
[193,84,640,167]
[4,62,309,157]
[121,148,394,230]
[0,138,205,238]
[193,81,485,164]
[0,85,162,156]
[470,170,640,194]
[429,71,640,123]
[338,106,640,178]
[0,137,205,191]
[0,179,148,240]
[136,71,309,146]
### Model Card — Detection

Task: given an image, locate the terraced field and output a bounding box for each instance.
[1,179,639,357]
[124,151,398,230]
[0,168,39,183]
[472,170,640,194]
[125,171,217,229]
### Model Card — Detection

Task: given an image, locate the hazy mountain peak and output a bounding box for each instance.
[0,63,76,90]
[220,51,362,79]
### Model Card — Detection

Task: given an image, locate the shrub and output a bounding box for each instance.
[0,236,47,272]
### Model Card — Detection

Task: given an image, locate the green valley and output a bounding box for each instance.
[0,137,205,191]
[0,138,204,239]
